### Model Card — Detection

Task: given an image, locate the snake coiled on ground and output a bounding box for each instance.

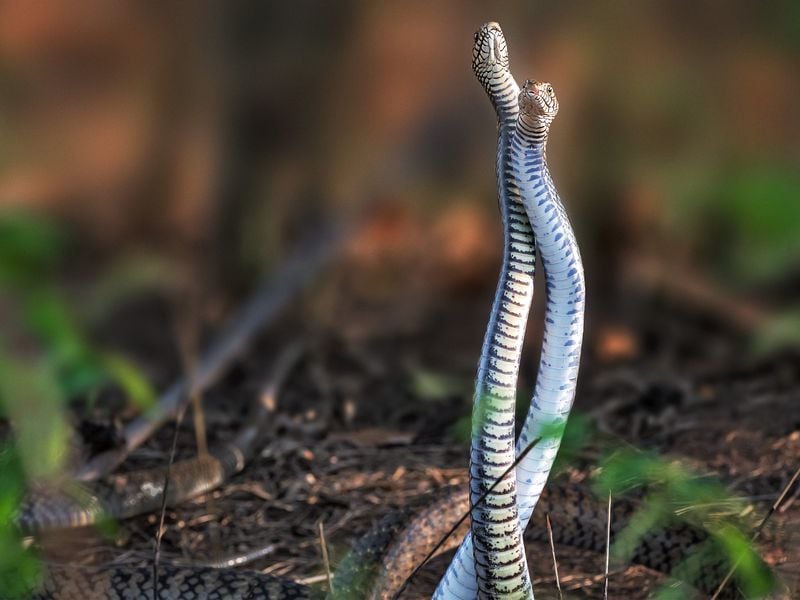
[4,479,738,599]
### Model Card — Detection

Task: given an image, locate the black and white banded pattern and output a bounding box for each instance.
[435,22,535,600]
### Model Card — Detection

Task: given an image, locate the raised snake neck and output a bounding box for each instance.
[464,21,536,599]
[2,480,742,599]
[510,80,585,542]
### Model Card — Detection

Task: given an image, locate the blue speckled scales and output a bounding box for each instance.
[512,141,584,530]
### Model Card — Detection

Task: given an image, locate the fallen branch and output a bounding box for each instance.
[76,219,350,481]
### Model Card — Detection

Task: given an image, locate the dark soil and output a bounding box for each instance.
[37,257,800,599]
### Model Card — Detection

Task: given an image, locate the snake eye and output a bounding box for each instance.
[546,85,553,95]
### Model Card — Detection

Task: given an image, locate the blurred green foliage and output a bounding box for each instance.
[0,210,156,407]
[0,210,157,591]
[767,0,800,50]
[716,166,800,286]
[596,448,775,598]
[409,367,470,402]
[0,212,64,287]
[671,164,800,287]
[668,161,800,353]
[755,311,800,355]
[0,445,41,597]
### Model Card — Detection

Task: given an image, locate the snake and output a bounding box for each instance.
[461,20,536,599]
[17,433,260,534]
[15,343,306,534]
[435,23,586,599]
[3,479,743,599]
[376,482,737,600]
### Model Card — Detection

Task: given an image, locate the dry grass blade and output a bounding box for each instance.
[318,520,334,594]
[546,513,563,600]
[710,462,800,600]
[191,389,209,456]
[175,278,209,458]
[152,404,188,600]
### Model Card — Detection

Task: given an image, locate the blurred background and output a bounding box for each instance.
[2,0,799,331]
[0,0,799,595]
[1,0,799,466]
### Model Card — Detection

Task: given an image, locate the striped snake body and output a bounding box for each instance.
[463,21,536,600]
[6,565,315,600]
[377,482,730,600]
[18,443,248,534]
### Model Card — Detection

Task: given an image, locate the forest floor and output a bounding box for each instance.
[36,252,800,599]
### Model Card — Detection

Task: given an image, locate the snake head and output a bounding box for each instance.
[519,79,559,124]
[472,22,510,88]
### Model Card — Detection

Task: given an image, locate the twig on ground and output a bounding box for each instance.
[297,573,335,586]
[192,543,276,569]
[710,462,800,599]
[546,513,563,600]
[778,483,800,513]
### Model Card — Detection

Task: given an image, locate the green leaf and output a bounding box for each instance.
[0,352,70,479]
[754,310,800,354]
[713,525,775,598]
[99,352,156,411]
[552,412,593,474]
[409,368,469,400]
[446,415,471,444]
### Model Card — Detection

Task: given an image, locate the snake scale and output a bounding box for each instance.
[3,21,754,600]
